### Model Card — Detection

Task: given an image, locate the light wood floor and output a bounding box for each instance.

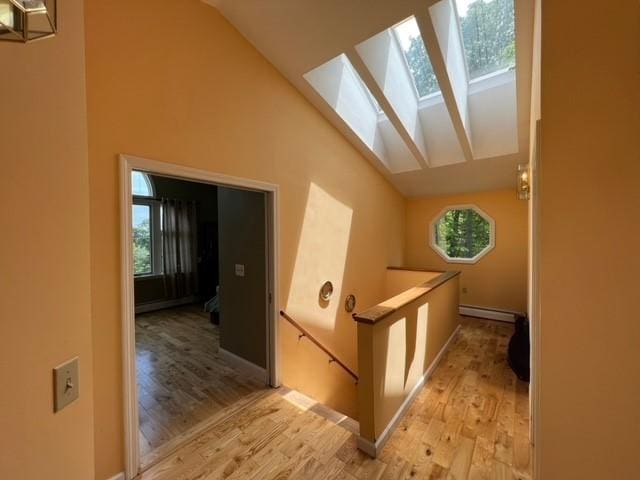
[138,317,530,479]
[136,305,267,464]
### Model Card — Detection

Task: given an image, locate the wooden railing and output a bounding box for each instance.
[279,310,359,384]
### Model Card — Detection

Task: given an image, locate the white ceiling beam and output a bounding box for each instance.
[346,48,430,170]
[353,29,432,166]
[415,3,474,162]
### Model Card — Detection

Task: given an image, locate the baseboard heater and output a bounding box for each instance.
[459,304,522,323]
[135,296,196,314]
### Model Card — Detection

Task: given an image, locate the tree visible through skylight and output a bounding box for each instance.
[394,17,440,98]
[455,0,516,79]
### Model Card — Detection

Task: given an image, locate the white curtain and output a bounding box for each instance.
[162,199,198,299]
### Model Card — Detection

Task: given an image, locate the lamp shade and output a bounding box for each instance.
[0,0,57,43]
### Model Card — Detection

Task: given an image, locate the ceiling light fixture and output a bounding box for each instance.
[0,0,57,43]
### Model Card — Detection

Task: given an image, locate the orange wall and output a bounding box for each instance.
[357,275,460,442]
[0,2,95,479]
[84,1,405,477]
[405,190,528,312]
[538,1,640,478]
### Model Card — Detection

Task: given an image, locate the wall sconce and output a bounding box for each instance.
[319,281,334,301]
[344,294,356,313]
[0,0,57,43]
[517,164,531,200]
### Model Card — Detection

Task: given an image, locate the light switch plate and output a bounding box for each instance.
[53,357,79,412]
[235,264,245,277]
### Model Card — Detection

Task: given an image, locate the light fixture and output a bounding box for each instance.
[0,0,57,43]
[319,281,334,302]
[517,163,531,200]
[344,294,356,313]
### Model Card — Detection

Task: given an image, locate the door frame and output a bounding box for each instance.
[119,154,280,479]
[530,120,542,477]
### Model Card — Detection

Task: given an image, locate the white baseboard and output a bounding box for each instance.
[357,324,462,458]
[135,296,196,314]
[219,347,268,383]
[107,473,125,480]
[459,305,521,323]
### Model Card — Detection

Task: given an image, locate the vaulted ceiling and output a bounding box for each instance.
[206,0,535,197]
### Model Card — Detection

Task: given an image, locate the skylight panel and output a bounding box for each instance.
[454,0,516,79]
[344,59,383,114]
[393,17,440,98]
[304,54,382,152]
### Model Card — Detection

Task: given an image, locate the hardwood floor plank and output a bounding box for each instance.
[139,318,531,480]
[136,304,267,468]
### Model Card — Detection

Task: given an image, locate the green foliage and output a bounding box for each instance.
[133,219,151,275]
[402,0,515,96]
[405,36,439,97]
[435,209,491,259]
[460,0,516,78]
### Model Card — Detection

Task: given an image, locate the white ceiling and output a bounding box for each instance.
[206,0,535,197]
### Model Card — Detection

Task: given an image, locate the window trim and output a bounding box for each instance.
[132,197,163,277]
[468,67,514,94]
[428,203,495,264]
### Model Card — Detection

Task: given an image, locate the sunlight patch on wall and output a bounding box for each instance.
[406,302,429,384]
[382,318,406,397]
[286,183,353,331]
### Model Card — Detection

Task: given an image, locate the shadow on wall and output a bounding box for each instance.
[380,301,429,405]
[358,275,460,441]
[286,182,353,332]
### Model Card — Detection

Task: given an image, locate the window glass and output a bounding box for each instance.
[434,207,491,260]
[132,171,154,197]
[394,17,440,97]
[132,204,152,275]
[455,0,516,79]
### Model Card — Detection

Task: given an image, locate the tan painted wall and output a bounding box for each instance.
[358,276,460,441]
[405,190,528,312]
[84,1,405,477]
[538,1,640,478]
[384,269,443,299]
[0,2,95,479]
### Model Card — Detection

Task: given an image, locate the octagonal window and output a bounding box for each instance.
[430,205,495,264]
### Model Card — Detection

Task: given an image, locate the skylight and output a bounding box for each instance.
[454,0,516,79]
[304,54,382,153]
[346,60,383,114]
[393,17,440,98]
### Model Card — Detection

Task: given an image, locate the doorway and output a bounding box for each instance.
[120,154,280,479]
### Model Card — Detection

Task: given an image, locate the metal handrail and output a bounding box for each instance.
[279,310,358,384]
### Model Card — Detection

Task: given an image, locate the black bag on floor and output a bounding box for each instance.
[508,315,530,382]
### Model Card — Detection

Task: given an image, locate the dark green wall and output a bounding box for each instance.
[217,187,267,368]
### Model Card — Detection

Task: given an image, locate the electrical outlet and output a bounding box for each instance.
[53,357,79,412]
[235,264,245,277]
[462,287,468,294]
